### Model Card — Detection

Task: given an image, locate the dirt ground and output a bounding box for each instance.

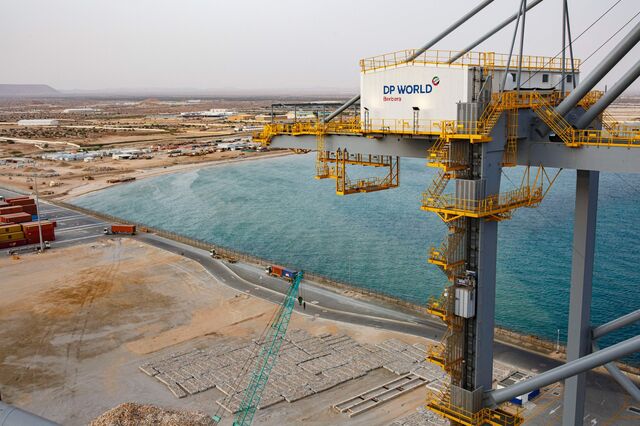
[0,239,428,425]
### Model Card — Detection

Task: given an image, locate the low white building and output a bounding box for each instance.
[285,111,316,120]
[18,119,59,126]
[112,149,142,160]
[62,108,101,114]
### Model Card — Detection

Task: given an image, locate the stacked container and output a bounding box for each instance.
[0,224,27,249]
[4,197,37,215]
[0,196,55,249]
[21,221,56,244]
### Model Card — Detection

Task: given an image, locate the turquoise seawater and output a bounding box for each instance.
[73,154,640,362]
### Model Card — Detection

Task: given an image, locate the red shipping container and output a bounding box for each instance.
[0,206,24,215]
[25,231,55,244]
[24,229,55,238]
[24,227,54,235]
[21,204,37,215]
[22,222,55,231]
[4,196,30,203]
[0,238,27,249]
[8,198,36,207]
[23,221,55,230]
[21,220,55,229]
[0,213,32,224]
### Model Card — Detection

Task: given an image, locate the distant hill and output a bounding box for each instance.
[0,84,59,98]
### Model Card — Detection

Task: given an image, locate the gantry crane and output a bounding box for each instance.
[213,270,304,426]
[253,0,640,424]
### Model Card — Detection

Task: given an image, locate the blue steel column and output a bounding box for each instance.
[563,169,599,426]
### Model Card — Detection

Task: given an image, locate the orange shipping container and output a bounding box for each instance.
[111,224,136,234]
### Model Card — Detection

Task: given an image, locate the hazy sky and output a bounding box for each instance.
[1,0,639,94]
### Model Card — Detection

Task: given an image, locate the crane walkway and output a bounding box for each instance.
[421,184,544,222]
[254,89,640,150]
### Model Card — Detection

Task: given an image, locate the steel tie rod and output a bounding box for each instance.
[323,0,497,123]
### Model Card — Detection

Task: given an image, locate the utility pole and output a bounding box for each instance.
[33,173,44,252]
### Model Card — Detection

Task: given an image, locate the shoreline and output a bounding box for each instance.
[57,150,294,202]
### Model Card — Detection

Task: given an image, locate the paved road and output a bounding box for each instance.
[1,186,635,423]
[0,188,107,252]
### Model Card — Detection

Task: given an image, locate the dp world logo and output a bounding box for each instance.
[432,76,440,86]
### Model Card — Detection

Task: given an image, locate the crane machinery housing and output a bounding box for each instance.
[254,0,640,425]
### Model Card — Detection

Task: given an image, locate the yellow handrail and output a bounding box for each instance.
[360,49,580,74]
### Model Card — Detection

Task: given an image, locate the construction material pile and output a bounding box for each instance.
[140,330,447,413]
[89,402,216,426]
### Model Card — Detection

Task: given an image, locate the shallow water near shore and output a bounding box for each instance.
[73,153,640,363]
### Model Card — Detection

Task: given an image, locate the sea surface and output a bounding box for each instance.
[73,154,640,363]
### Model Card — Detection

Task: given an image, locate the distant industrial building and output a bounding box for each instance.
[228,113,255,122]
[180,108,234,118]
[112,149,142,160]
[17,119,59,126]
[285,111,316,121]
[255,114,287,122]
[62,108,101,114]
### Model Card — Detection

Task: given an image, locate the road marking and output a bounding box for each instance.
[549,405,561,415]
[56,223,106,233]
[38,208,68,213]
[50,214,86,222]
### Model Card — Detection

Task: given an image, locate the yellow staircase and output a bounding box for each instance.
[315,130,331,179]
[528,92,578,146]
[478,93,507,136]
[502,108,519,167]
[428,219,466,280]
[423,170,452,202]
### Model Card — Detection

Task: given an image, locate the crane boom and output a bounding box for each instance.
[232,270,304,426]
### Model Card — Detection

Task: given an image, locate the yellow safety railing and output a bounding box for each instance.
[426,391,524,426]
[360,49,580,74]
[422,185,543,219]
[255,90,640,149]
[426,295,448,321]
